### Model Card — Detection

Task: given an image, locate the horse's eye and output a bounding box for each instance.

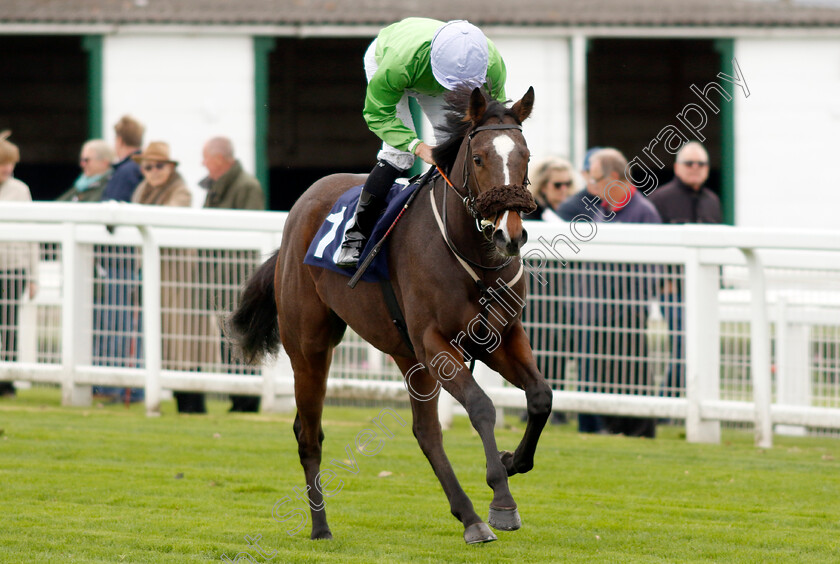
[472,155,483,166]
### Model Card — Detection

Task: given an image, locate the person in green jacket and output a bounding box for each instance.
[335,17,507,267]
[200,137,265,211]
[56,139,115,203]
[195,136,266,413]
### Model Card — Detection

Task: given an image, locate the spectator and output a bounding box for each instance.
[335,17,507,267]
[132,142,203,413]
[92,116,145,402]
[557,147,602,221]
[57,140,114,202]
[102,115,145,203]
[86,120,143,401]
[0,131,38,397]
[648,141,722,398]
[576,148,660,437]
[55,139,137,402]
[196,136,265,413]
[201,137,264,209]
[648,141,721,225]
[522,156,581,425]
[588,148,661,224]
[523,156,579,222]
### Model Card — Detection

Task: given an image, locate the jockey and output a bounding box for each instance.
[336,17,508,267]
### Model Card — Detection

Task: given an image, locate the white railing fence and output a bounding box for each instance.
[1,202,839,448]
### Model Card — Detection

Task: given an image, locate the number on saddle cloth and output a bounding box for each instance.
[303,180,421,282]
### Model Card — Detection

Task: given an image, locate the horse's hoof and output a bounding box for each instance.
[464,522,497,544]
[488,506,521,531]
[311,529,333,540]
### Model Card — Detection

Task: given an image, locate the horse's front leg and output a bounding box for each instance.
[417,330,521,532]
[393,356,496,544]
[483,321,553,477]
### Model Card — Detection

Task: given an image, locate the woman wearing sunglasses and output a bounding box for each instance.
[523,156,580,222]
[131,142,190,207]
[132,142,206,413]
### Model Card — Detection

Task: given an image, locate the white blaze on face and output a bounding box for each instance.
[497,210,511,243]
[492,134,516,186]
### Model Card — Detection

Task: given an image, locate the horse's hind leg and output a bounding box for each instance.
[281,290,345,541]
[393,356,496,544]
[288,344,334,540]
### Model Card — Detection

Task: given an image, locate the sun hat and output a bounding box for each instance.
[131,141,178,165]
[430,20,489,91]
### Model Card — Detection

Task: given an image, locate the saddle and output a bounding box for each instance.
[303,178,424,283]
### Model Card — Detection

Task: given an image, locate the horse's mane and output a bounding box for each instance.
[432,86,515,175]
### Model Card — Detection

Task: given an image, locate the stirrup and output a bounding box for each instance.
[336,238,364,268]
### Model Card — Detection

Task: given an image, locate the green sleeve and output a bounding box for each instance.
[362,59,419,153]
[486,42,507,103]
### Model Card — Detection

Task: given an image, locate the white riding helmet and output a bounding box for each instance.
[430,20,489,91]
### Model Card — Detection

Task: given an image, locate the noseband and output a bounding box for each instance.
[447,123,536,238]
[433,122,535,273]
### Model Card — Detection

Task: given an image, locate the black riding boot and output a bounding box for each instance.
[335,160,403,268]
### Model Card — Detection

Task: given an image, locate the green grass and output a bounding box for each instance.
[1,387,839,563]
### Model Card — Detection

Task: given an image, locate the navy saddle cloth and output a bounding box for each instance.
[303,180,422,282]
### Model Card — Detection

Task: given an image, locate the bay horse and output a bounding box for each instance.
[229,86,552,544]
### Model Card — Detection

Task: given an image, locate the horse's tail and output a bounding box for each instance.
[227,250,281,365]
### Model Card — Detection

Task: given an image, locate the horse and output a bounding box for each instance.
[228,86,553,544]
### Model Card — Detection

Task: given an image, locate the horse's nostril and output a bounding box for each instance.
[493,230,507,248]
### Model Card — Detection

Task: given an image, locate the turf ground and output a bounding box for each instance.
[1,386,839,563]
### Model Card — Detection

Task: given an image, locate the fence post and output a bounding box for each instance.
[774,298,811,436]
[140,227,162,417]
[60,223,91,406]
[685,249,721,443]
[438,388,455,430]
[742,248,772,448]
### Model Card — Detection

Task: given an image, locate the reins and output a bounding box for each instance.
[431,168,520,277]
[346,122,530,364]
[430,123,526,274]
[429,120,529,298]
[430,165,524,374]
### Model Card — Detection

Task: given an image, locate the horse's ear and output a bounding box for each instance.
[465,87,487,124]
[511,86,535,123]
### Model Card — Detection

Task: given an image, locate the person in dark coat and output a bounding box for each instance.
[196,137,266,413]
[648,141,722,398]
[576,148,660,438]
[101,115,145,203]
[648,141,721,225]
[92,116,146,403]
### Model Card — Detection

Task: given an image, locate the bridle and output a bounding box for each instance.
[433,122,529,273]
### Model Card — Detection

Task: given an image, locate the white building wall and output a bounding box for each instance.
[735,38,840,228]
[487,35,572,165]
[103,34,255,207]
